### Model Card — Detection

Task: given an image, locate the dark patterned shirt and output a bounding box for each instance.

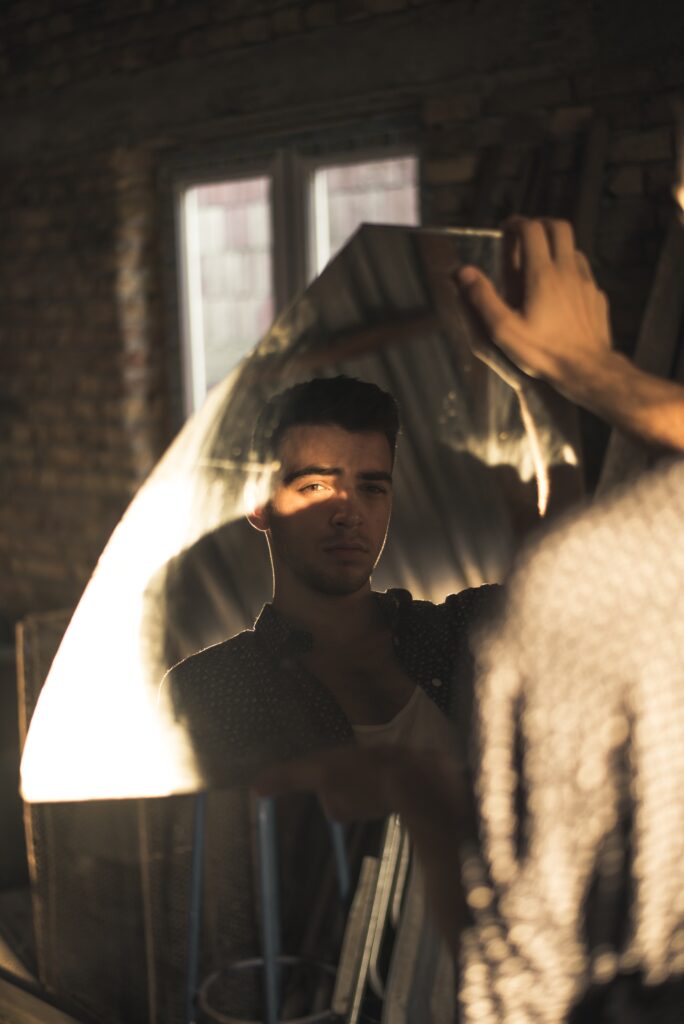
[160,584,501,1009]
[165,584,502,780]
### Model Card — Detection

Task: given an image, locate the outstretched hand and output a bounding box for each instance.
[457,217,613,400]
[255,744,467,829]
[255,745,472,959]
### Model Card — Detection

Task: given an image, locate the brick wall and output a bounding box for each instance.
[0,145,165,620]
[0,0,682,622]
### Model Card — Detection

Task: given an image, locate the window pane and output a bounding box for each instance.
[310,155,419,277]
[181,176,273,413]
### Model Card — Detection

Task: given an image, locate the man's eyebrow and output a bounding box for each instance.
[358,471,393,484]
[282,466,393,485]
[282,465,341,485]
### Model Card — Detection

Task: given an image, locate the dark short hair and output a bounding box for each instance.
[253,376,400,463]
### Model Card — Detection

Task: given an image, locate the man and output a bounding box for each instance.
[457,216,684,451]
[166,373,499,1018]
[168,375,498,765]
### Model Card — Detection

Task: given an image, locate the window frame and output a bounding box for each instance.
[302,145,420,282]
[161,127,421,428]
[174,161,276,419]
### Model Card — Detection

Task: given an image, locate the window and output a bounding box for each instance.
[309,155,419,277]
[179,176,275,417]
[178,152,419,416]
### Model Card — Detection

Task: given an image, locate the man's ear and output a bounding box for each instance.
[247,503,271,533]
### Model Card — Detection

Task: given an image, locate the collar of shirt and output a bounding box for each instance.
[253,588,413,660]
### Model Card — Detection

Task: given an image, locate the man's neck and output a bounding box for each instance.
[272,584,380,647]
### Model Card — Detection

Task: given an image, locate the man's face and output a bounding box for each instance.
[263,424,394,597]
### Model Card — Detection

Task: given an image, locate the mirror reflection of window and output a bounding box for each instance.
[309,155,419,277]
[178,153,419,417]
[180,176,275,416]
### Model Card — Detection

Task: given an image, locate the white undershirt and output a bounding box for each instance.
[353,684,459,753]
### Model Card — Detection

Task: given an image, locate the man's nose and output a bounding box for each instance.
[330,491,362,527]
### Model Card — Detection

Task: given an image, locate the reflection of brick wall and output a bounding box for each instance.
[195,179,273,389]
[1,0,682,620]
[318,157,418,268]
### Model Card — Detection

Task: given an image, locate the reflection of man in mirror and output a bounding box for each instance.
[166,374,501,1018]
[246,375,499,735]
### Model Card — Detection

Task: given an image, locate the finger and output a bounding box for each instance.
[457,265,516,336]
[541,218,576,267]
[575,250,596,284]
[502,223,523,308]
[506,216,552,277]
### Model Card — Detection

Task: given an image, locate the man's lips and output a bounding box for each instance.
[322,540,369,553]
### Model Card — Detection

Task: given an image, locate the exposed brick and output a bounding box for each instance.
[594,93,642,129]
[305,2,336,29]
[549,105,592,137]
[366,0,408,11]
[574,64,656,100]
[24,20,47,45]
[49,12,72,36]
[610,128,673,163]
[424,154,478,185]
[499,146,528,177]
[499,114,548,145]
[425,117,506,156]
[178,1,211,31]
[70,29,106,60]
[596,196,657,264]
[119,45,147,72]
[102,0,155,21]
[240,15,271,44]
[272,7,301,34]
[550,138,580,172]
[47,63,70,88]
[642,90,681,126]
[4,1,34,25]
[422,93,482,125]
[659,55,684,88]
[147,32,181,65]
[493,64,558,88]
[488,77,572,114]
[207,21,239,50]
[423,183,469,216]
[644,162,678,197]
[607,165,644,196]
[178,28,208,58]
[334,0,366,19]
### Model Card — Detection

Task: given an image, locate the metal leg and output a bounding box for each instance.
[257,797,281,1024]
[186,792,206,1024]
[327,820,350,902]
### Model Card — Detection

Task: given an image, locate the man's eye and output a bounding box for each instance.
[361,484,387,495]
[300,482,327,493]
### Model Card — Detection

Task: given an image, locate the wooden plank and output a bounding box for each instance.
[0,969,85,1024]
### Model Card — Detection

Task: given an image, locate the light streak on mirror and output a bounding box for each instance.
[20,224,582,803]
[675,97,684,218]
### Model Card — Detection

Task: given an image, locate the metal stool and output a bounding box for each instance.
[185,794,349,1024]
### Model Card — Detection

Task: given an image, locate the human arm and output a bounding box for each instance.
[457,217,684,451]
[255,745,472,961]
